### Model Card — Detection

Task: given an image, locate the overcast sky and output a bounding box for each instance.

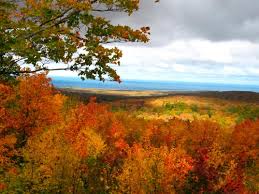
[50,0,259,84]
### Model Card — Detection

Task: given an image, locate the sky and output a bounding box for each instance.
[49,0,259,85]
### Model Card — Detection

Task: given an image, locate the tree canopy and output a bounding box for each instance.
[0,0,151,82]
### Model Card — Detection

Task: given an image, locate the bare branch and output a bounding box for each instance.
[1,67,71,75]
[91,8,122,12]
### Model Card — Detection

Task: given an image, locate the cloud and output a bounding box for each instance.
[110,39,259,84]
[105,0,259,45]
[49,39,259,84]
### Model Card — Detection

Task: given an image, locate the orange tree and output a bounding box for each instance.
[0,74,66,191]
[0,0,153,82]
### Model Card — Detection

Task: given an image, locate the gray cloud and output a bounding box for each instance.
[103,0,259,46]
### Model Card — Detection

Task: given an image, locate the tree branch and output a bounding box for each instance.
[1,67,71,75]
[39,8,73,27]
[91,8,122,12]
[21,67,71,73]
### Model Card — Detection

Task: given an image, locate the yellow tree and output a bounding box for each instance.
[117,144,193,193]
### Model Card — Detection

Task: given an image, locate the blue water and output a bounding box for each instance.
[50,76,259,92]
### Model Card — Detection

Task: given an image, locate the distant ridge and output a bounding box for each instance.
[59,88,259,104]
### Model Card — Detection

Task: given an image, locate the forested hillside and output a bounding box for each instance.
[0,74,258,193]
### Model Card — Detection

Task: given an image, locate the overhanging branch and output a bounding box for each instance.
[1,67,71,75]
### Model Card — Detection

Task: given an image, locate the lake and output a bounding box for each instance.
[50,76,259,92]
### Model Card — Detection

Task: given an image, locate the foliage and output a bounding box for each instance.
[117,145,193,193]
[227,105,259,123]
[0,0,152,82]
[230,119,259,192]
[163,102,188,114]
[0,74,258,193]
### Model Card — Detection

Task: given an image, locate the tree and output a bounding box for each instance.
[0,73,66,191]
[117,144,193,193]
[16,74,65,145]
[0,0,152,82]
[0,73,65,151]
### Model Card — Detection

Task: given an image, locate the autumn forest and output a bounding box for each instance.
[0,74,258,193]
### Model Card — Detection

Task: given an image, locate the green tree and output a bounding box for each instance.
[0,0,152,82]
